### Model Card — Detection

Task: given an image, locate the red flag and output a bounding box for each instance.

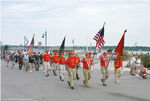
[27,35,34,54]
[114,30,127,71]
[114,54,123,71]
[114,30,127,57]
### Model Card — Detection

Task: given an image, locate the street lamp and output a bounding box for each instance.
[42,31,47,51]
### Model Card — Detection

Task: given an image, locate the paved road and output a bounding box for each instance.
[1,60,150,101]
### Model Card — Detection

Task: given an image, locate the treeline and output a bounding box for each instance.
[1,45,150,51]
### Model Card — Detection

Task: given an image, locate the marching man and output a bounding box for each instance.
[43,50,51,77]
[52,52,59,76]
[114,29,126,82]
[75,54,80,80]
[88,52,94,71]
[66,52,76,89]
[82,53,91,88]
[58,53,66,81]
[114,54,123,83]
[100,52,111,86]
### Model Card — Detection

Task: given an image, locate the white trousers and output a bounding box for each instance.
[44,62,51,74]
[59,65,66,80]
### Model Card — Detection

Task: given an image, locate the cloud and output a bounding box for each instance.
[1,0,150,46]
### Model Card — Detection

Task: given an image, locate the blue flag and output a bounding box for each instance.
[59,37,66,55]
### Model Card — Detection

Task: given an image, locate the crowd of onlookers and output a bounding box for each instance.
[129,54,147,79]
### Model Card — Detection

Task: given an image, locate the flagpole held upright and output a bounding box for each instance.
[27,34,35,54]
[24,36,25,50]
[93,22,106,64]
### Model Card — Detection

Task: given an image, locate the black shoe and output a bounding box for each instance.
[101,79,104,84]
[71,87,74,89]
[77,77,80,80]
[83,80,86,85]
[59,76,62,80]
[47,73,49,76]
[61,79,64,82]
[53,70,57,76]
[102,84,107,86]
[67,81,70,87]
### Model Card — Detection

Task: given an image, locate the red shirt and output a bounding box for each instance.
[76,57,80,64]
[82,58,90,70]
[88,56,93,64]
[100,56,108,67]
[66,57,76,68]
[52,55,59,63]
[43,54,50,62]
[59,57,66,65]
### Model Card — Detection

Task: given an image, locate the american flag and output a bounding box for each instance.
[27,35,34,54]
[93,26,105,50]
[37,42,42,46]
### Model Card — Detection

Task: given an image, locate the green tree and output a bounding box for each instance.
[140,54,150,68]
[123,50,130,60]
[4,45,8,51]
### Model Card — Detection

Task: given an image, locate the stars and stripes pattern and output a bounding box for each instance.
[93,26,105,50]
[27,35,34,54]
[37,42,42,47]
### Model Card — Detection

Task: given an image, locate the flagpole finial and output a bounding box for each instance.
[124,29,127,33]
[103,22,106,26]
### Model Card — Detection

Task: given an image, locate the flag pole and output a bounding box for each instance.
[24,36,25,50]
[93,22,106,64]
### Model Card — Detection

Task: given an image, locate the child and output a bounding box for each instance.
[139,64,147,79]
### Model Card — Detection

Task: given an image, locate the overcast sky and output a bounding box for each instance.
[1,0,150,46]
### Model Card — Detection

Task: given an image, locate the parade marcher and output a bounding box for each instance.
[88,52,94,71]
[135,56,141,76]
[82,53,91,88]
[39,52,44,70]
[23,53,29,71]
[18,53,24,70]
[5,53,10,67]
[75,54,80,80]
[114,55,123,83]
[129,54,136,75]
[66,51,76,89]
[43,50,51,77]
[58,53,66,81]
[14,53,18,66]
[52,52,59,76]
[100,52,110,86]
[28,53,35,72]
[9,53,15,69]
[34,52,41,71]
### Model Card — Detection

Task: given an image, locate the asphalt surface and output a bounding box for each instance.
[1,60,150,101]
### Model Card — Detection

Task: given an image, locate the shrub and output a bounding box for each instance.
[140,54,150,68]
